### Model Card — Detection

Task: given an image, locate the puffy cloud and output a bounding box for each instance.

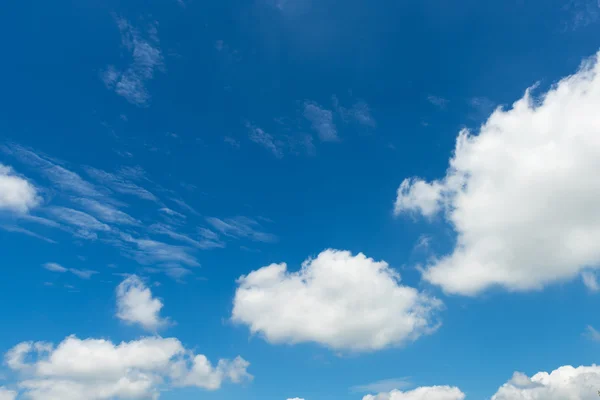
[232,249,442,352]
[395,51,600,295]
[491,365,600,400]
[363,386,465,400]
[4,335,251,400]
[0,387,17,400]
[116,275,168,331]
[0,163,40,213]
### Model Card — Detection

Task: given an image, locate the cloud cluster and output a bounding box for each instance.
[4,336,251,400]
[232,249,442,351]
[395,51,600,295]
[0,164,40,213]
[2,276,251,399]
[491,365,600,399]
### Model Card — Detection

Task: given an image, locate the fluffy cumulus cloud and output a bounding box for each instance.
[116,275,168,331]
[395,51,600,295]
[232,249,442,352]
[363,386,465,400]
[0,164,40,213]
[491,364,600,400]
[4,335,251,400]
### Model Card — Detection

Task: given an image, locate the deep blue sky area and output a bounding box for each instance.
[1,1,600,400]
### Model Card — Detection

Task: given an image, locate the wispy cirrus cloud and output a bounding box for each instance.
[206,216,277,243]
[47,207,111,232]
[149,223,224,250]
[102,18,163,106]
[73,198,140,226]
[84,167,158,202]
[427,94,449,109]
[2,144,102,198]
[303,101,338,142]
[563,0,600,30]
[0,225,57,244]
[42,262,98,279]
[332,96,376,128]
[118,232,200,269]
[245,122,284,158]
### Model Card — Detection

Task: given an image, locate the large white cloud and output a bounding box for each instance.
[0,163,40,213]
[362,386,465,400]
[491,364,600,400]
[4,335,251,400]
[395,51,600,295]
[116,275,168,331]
[232,249,442,352]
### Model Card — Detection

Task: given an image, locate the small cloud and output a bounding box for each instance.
[582,271,600,292]
[224,136,241,149]
[303,101,338,141]
[563,0,600,30]
[245,122,284,158]
[43,262,68,273]
[116,275,170,331]
[427,95,449,109]
[69,269,98,280]
[0,163,40,213]
[584,325,600,341]
[414,234,432,251]
[159,207,186,219]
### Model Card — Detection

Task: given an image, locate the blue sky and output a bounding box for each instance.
[2,0,600,399]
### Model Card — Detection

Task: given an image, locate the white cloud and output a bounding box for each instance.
[4,335,251,400]
[491,365,600,400]
[103,19,163,107]
[116,275,168,331]
[0,163,40,213]
[232,249,442,352]
[0,387,17,400]
[303,101,338,141]
[363,386,465,400]
[395,51,600,295]
[43,263,68,273]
